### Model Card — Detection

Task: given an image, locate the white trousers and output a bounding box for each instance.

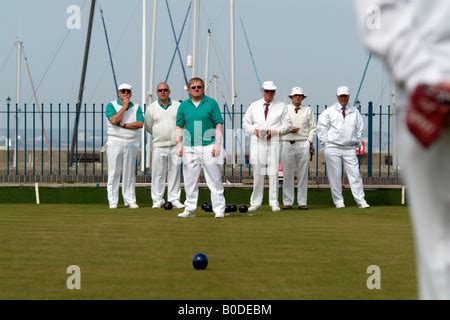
[281,140,310,206]
[106,141,139,206]
[151,146,182,203]
[250,141,281,207]
[182,144,226,214]
[324,146,366,206]
[396,107,450,299]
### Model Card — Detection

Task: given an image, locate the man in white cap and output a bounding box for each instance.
[356,0,450,299]
[243,81,292,212]
[175,77,226,219]
[316,86,370,209]
[105,83,144,209]
[144,82,184,209]
[281,87,316,210]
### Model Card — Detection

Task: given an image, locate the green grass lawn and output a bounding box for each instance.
[0,200,416,299]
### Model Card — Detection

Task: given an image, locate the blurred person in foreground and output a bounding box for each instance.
[356,0,450,299]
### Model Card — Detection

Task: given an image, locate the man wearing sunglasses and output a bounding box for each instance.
[243,81,292,212]
[175,77,226,218]
[105,83,144,209]
[281,87,316,210]
[144,82,184,209]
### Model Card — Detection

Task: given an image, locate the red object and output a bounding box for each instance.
[356,140,366,155]
[407,84,450,148]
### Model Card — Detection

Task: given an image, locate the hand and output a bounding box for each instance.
[309,142,315,161]
[122,97,130,109]
[256,129,270,140]
[176,144,183,157]
[211,143,221,157]
[407,83,450,148]
[291,127,300,133]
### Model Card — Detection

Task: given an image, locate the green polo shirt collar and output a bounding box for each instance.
[158,99,172,110]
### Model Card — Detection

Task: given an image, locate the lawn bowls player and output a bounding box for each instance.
[144,82,184,209]
[243,81,292,212]
[356,0,450,299]
[175,77,226,219]
[105,83,144,209]
[316,86,370,209]
[281,87,316,210]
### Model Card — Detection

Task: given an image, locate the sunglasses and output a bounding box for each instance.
[119,89,131,94]
[264,90,275,93]
[157,88,169,93]
[190,86,203,90]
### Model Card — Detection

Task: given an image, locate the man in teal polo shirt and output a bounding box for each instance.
[175,77,226,218]
[105,83,144,209]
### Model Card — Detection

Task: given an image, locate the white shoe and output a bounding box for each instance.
[248,205,261,212]
[335,202,345,209]
[271,206,281,212]
[126,203,139,209]
[358,202,370,209]
[152,200,164,209]
[109,204,117,209]
[178,210,195,218]
[215,212,225,219]
[171,200,185,209]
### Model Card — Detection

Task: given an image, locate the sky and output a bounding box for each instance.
[0,0,393,109]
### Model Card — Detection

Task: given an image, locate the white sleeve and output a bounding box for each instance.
[355,110,364,141]
[316,110,329,146]
[355,0,445,92]
[144,106,153,134]
[307,108,317,143]
[243,104,256,135]
[279,104,293,136]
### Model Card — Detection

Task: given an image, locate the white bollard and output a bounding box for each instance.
[35,182,40,205]
[401,185,405,205]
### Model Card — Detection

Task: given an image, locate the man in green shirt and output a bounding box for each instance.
[175,77,226,218]
[105,83,144,209]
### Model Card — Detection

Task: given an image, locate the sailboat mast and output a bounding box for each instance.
[204,29,211,92]
[230,0,236,107]
[141,0,148,171]
[192,0,200,78]
[14,39,22,169]
[70,0,96,166]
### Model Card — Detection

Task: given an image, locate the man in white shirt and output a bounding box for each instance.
[281,87,316,210]
[317,86,370,209]
[144,82,184,209]
[243,81,292,212]
[356,0,450,299]
[105,83,144,209]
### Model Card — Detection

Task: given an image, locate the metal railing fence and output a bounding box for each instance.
[0,101,399,183]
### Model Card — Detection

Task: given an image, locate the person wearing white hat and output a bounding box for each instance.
[356,0,450,299]
[105,83,144,209]
[316,86,370,209]
[144,82,184,209]
[243,81,292,212]
[281,87,316,210]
